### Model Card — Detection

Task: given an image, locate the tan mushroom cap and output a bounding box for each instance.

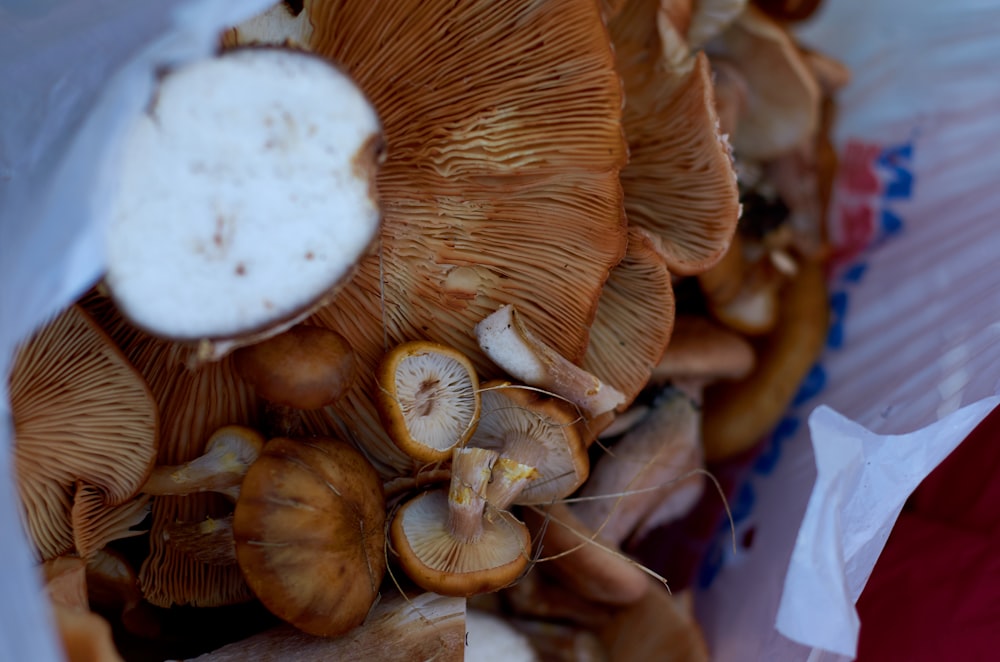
[9,304,158,560]
[581,226,676,412]
[375,340,481,464]
[81,291,259,608]
[712,6,821,161]
[233,437,386,637]
[610,1,741,275]
[470,381,588,505]
[233,325,356,411]
[257,0,629,477]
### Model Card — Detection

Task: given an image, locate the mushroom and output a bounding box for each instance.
[469,381,590,506]
[702,256,829,461]
[221,1,314,49]
[475,306,626,419]
[523,502,650,606]
[389,447,531,597]
[81,290,260,608]
[685,0,747,49]
[707,5,821,161]
[610,1,741,275]
[579,226,676,417]
[232,324,356,420]
[42,556,125,662]
[165,515,237,566]
[649,315,757,402]
[570,388,703,546]
[227,0,630,478]
[375,340,481,464]
[232,436,386,637]
[182,591,465,661]
[141,425,265,501]
[70,482,150,559]
[85,549,161,640]
[104,47,384,360]
[8,304,158,561]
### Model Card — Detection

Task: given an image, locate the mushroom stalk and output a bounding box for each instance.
[485,457,538,513]
[447,447,499,543]
[141,425,265,500]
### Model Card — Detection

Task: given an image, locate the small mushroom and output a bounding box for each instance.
[390,447,531,597]
[232,324,356,412]
[476,305,626,418]
[70,482,150,559]
[104,47,384,359]
[470,381,590,506]
[375,340,481,463]
[649,315,757,402]
[702,256,829,461]
[42,556,125,662]
[232,436,386,637]
[9,304,158,560]
[571,388,703,546]
[523,502,649,606]
[708,5,821,161]
[141,425,265,501]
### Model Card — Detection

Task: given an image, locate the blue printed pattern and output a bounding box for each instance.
[698,138,916,588]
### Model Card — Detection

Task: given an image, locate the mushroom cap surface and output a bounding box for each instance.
[233,436,386,637]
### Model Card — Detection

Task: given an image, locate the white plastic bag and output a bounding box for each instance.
[0,2,273,659]
[695,1,1000,659]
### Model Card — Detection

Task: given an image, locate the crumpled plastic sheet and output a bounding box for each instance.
[0,1,273,659]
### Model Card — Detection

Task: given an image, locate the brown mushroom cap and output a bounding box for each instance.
[470,381,589,505]
[233,437,386,637]
[375,340,481,463]
[233,325,356,410]
[263,0,629,477]
[9,304,158,560]
[610,1,741,275]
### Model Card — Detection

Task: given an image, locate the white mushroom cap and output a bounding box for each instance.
[105,47,383,354]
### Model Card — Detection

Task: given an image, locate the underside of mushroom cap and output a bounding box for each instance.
[9,305,159,560]
[268,0,629,477]
[390,488,530,597]
[610,1,741,276]
[105,47,384,355]
[582,226,676,411]
[81,292,260,607]
[470,382,588,505]
[711,5,821,161]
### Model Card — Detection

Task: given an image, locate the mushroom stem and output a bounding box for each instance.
[485,457,539,513]
[476,305,626,417]
[447,447,499,544]
[141,425,265,499]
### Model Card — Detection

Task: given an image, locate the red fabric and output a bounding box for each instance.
[855,404,1000,661]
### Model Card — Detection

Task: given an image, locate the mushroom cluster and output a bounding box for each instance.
[5,0,845,658]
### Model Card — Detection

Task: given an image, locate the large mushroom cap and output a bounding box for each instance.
[247,0,630,477]
[105,47,384,354]
[9,305,158,560]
